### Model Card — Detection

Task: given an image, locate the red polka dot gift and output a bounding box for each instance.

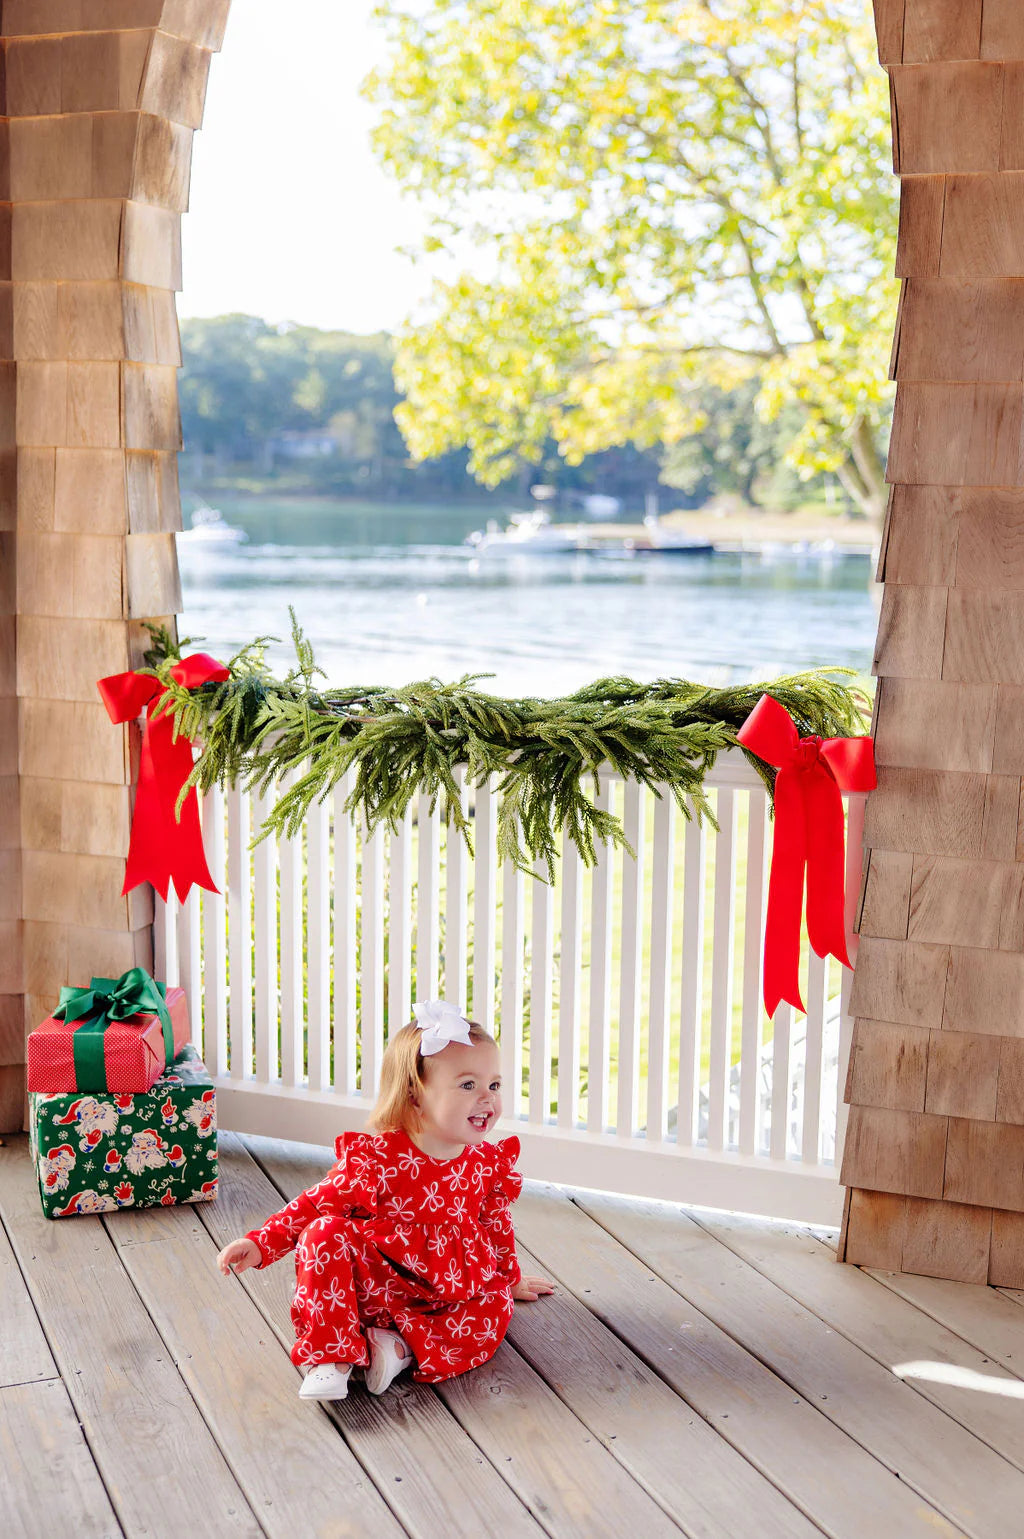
[27,967,190,1096]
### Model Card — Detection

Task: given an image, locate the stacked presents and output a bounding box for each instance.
[27,967,218,1219]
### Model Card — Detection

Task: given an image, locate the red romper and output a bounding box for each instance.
[245,1128,522,1382]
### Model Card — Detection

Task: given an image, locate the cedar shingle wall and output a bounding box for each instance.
[0,2,228,1131]
[841,0,1024,1280]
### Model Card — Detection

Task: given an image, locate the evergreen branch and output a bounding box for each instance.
[145,628,869,875]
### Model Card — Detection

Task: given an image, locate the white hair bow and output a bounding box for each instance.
[412,999,473,1056]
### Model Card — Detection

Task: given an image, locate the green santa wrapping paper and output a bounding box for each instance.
[29,1044,218,1219]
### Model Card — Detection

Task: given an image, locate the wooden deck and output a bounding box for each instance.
[6,1136,1024,1539]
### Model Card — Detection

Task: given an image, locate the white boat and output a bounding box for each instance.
[466,509,714,557]
[465,510,584,554]
[177,503,248,546]
[618,514,715,555]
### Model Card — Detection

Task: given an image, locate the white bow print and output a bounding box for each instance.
[412,999,473,1056]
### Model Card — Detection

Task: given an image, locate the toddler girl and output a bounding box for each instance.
[216,999,552,1400]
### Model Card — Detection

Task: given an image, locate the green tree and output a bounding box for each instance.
[367,0,897,520]
[178,315,497,500]
[660,379,781,507]
[179,315,401,459]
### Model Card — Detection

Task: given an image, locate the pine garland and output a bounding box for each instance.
[145,615,869,877]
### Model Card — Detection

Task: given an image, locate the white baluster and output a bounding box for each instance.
[446,765,469,1008]
[471,778,497,1033]
[153,895,167,984]
[252,788,278,1083]
[361,815,386,1098]
[388,798,414,1036]
[557,825,583,1131]
[529,858,554,1127]
[158,891,179,988]
[803,949,829,1164]
[646,790,675,1144]
[738,789,768,1157]
[227,786,251,1079]
[500,857,525,1117]
[676,806,706,1148]
[416,792,441,1002]
[770,1003,793,1160]
[617,779,644,1139]
[278,775,303,1089]
[306,793,331,1092]
[333,770,358,1094]
[174,886,198,1030]
[587,775,614,1134]
[707,788,737,1152]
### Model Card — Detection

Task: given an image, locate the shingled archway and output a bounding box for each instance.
[2,1,229,1127]
[838,0,1024,1284]
[3,0,1022,1288]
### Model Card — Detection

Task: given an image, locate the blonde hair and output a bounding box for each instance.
[368,1018,497,1134]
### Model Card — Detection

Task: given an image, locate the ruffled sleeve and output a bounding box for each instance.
[477,1135,522,1288]
[245,1131,381,1267]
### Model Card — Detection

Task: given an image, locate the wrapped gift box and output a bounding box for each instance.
[27,974,190,1095]
[29,1044,218,1219]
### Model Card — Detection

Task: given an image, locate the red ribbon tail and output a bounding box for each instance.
[804,769,851,968]
[764,770,807,1016]
[124,713,220,902]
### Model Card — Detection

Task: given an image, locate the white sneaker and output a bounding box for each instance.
[299,1362,353,1401]
[364,1328,412,1395]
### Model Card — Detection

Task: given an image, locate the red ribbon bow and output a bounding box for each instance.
[98,654,230,902]
[737,694,876,1017]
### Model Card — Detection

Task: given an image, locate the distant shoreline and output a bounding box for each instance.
[659,507,879,556]
[185,489,880,556]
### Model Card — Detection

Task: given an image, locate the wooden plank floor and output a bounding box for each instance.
[6,1133,1024,1539]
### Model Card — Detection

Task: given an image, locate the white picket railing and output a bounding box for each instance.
[157,750,865,1225]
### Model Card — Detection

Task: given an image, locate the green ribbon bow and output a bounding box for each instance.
[53,967,174,1092]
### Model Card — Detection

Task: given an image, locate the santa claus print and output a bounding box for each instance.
[53,1097,118,1151]
[55,1184,135,1216]
[182,1091,216,1137]
[40,1144,75,1192]
[124,1128,169,1174]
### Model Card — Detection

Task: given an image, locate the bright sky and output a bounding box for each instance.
[179,0,437,335]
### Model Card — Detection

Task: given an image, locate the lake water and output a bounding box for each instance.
[177,501,878,696]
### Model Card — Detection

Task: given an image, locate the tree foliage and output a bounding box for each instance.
[177,315,427,494]
[367,0,897,518]
[178,313,683,506]
[179,316,397,453]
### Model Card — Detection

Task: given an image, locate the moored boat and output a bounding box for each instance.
[177,502,249,546]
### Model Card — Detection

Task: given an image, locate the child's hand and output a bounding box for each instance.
[512,1273,554,1302]
[217,1237,262,1277]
